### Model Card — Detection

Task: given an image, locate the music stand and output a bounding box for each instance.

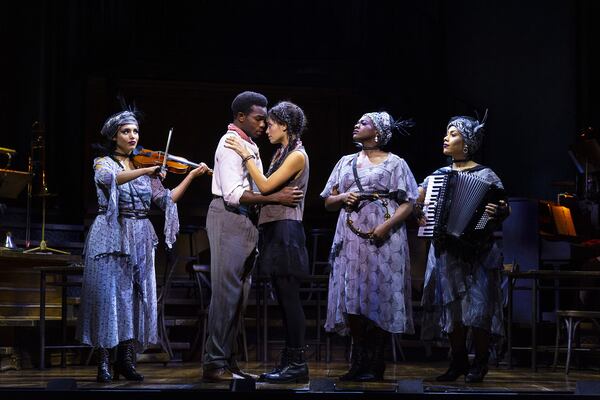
[569,139,600,173]
[569,138,600,199]
[0,169,31,199]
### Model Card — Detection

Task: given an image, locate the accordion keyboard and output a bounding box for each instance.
[417,174,446,238]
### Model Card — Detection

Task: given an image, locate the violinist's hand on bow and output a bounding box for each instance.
[343,192,360,209]
[189,162,210,179]
[224,136,250,158]
[146,166,166,180]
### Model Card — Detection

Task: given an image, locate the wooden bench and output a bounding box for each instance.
[0,250,83,369]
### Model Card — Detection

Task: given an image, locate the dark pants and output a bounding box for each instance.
[272,276,306,348]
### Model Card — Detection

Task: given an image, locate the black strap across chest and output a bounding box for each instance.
[351,153,365,192]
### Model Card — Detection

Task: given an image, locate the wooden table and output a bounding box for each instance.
[505,269,600,371]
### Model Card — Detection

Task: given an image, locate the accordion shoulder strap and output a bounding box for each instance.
[351,153,365,192]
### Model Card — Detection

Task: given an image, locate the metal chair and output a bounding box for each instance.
[157,226,229,362]
[553,310,600,374]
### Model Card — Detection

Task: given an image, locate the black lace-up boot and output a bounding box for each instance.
[465,353,489,383]
[96,347,112,383]
[262,347,309,383]
[259,347,289,382]
[339,342,369,381]
[114,340,144,381]
[340,315,370,381]
[355,327,388,382]
[436,350,469,382]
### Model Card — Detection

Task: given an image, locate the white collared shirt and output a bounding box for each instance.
[211,130,263,207]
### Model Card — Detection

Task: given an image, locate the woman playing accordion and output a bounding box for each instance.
[417,111,509,383]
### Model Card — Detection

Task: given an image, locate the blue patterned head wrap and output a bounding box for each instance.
[363,111,414,146]
[447,109,488,156]
[100,110,139,139]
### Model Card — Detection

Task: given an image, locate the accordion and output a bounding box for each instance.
[417,170,503,249]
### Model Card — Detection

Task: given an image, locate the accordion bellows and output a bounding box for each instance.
[418,171,501,246]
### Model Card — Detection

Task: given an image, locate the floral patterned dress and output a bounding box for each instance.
[321,152,418,334]
[76,156,179,349]
[420,165,505,339]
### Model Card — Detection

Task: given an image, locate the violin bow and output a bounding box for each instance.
[161,127,173,173]
[161,127,214,176]
[166,154,214,176]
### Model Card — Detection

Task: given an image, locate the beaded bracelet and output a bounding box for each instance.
[242,154,256,164]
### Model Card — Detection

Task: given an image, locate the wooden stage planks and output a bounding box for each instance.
[0,361,597,394]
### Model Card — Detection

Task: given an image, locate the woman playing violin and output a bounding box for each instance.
[76,109,209,383]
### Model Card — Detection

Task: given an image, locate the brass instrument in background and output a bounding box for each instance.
[23,122,69,254]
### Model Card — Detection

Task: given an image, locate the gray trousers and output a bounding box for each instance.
[203,198,258,370]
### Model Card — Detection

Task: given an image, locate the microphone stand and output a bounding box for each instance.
[25,155,32,248]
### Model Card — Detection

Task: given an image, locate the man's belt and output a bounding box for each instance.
[212,195,253,219]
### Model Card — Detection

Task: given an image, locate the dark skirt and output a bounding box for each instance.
[257,219,309,278]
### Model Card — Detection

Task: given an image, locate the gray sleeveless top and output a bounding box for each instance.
[258,147,309,225]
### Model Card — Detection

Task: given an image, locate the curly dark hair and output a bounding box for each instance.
[265,101,307,177]
[231,91,268,117]
[268,101,307,138]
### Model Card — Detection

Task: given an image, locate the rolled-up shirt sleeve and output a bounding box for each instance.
[217,147,246,206]
[212,133,261,207]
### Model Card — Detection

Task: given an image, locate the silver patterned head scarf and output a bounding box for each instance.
[363,111,414,146]
[447,109,488,156]
[100,111,139,139]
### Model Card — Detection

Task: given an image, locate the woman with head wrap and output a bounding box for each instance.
[321,111,418,382]
[224,101,310,383]
[417,111,509,383]
[77,109,209,383]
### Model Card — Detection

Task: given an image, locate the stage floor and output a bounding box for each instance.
[0,360,598,396]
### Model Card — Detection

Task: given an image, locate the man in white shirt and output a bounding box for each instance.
[203,91,303,381]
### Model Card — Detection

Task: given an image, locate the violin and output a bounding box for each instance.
[132,146,213,175]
